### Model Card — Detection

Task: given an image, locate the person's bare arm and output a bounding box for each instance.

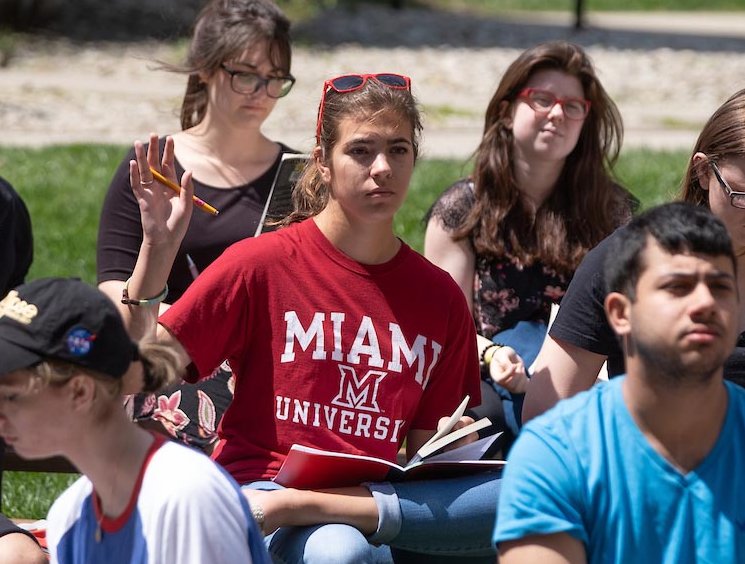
[499,533,587,564]
[99,279,173,342]
[245,417,479,536]
[427,219,530,392]
[104,134,194,342]
[521,335,606,423]
[424,216,475,313]
[244,486,378,536]
[0,532,47,564]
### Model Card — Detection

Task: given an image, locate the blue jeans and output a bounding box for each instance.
[244,472,500,563]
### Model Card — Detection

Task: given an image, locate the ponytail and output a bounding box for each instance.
[138,342,182,393]
[180,75,209,130]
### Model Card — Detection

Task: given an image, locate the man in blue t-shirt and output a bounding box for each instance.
[495,202,745,563]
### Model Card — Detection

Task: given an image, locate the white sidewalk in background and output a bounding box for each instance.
[506,10,745,37]
[1,10,744,156]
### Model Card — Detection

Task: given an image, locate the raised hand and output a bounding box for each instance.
[130,133,194,248]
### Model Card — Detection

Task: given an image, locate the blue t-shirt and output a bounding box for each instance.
[495,377,745,563]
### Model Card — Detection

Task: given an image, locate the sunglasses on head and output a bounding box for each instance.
[316,73,412,142]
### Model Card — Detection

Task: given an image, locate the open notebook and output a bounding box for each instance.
[254,153,309,236]
[274,396,505,489]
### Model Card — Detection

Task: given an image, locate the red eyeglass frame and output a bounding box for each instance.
[315,73,412,142]
[517,87,591,120]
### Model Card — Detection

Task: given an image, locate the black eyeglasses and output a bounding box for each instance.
[518,88,591,121]
[219,64,295,99]
[710,161,745,209]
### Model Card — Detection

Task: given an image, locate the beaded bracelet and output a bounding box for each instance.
[121,277,168,306]
[481,342,507,367]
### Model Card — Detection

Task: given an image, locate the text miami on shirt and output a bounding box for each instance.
[276,310,443,445]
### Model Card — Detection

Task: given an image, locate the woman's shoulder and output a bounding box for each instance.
[401,243,470,297]
[426,178,475,230]
[144,441,243,500]
[47,475,93,524]
[221,221,305,262]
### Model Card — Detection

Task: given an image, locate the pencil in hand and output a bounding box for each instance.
[149,167,219,216]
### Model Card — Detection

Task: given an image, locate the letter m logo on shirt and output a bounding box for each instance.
[331,366,386,413]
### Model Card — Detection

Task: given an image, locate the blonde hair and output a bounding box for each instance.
[29,342,180,396]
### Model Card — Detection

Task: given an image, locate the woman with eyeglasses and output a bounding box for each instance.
[121,73,502,562]
[522,89,745,422]
[423,41,635,447]
[96,0,297,452]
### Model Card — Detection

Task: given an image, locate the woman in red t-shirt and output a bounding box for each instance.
[124,74,499,563]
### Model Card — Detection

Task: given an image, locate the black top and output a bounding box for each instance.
[0,176,33,296]
[427,179,569,339]
[0,176,33,475]
[96,138,296,302]
[550,226,745,387]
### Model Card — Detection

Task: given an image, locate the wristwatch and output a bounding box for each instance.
[251,504,266,535]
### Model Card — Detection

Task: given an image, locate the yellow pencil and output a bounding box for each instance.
[150,167,220,216]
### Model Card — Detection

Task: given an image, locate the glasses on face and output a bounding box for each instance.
[316,73,412,142]
[219,64,295,99]
[710,161,745,209]
[517,88,591,121]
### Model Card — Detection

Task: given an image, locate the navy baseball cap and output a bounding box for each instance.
[0,278,138,378]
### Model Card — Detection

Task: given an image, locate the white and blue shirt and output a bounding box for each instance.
[47,437,269,564]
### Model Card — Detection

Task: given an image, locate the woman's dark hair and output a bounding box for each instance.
[160,0,291,130]
[605,202,735,300]
[284,78,422,225]
[456,41,630,274]
[679,89,745,207]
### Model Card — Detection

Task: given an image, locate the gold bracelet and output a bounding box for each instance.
[121,277,168,306]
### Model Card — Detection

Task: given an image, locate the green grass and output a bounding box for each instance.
[614,149,687,209]
[2,472,79,519]
[0,145,126,284]
[0,143,686,518]
[0,144,686,282]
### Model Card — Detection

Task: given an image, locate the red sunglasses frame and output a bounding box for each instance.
[517,87,591,120]
[315,73,412,142]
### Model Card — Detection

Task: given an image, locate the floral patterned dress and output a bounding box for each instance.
[427,179,569,340]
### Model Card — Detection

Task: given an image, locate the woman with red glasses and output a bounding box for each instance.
[96,0,297,453]
[424,41,636,447]
[523,88,745,423]
[121,74,503,562]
